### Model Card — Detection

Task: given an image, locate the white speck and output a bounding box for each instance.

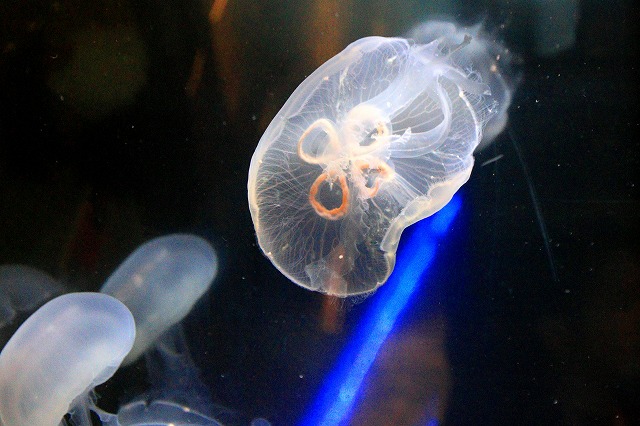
[338,254,344,259]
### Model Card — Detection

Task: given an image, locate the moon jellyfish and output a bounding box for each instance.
[0,264,63,329]
[100,234,218,365]
[407,19,517,149]
[248,34,500,296]
[0,292,135,426]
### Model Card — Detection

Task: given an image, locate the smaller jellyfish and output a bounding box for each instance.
[0,292,135,426]
[0,264,63,329]
[407,19,517,149]
[96,234,270,425]
[249,31,505,296]
[100,234,218,365]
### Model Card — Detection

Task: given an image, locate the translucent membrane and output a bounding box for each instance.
[101,234,218,365]
[249,31,501,296]
[0,292,135,426]
[407,19,516,150]
[0,265,63,328]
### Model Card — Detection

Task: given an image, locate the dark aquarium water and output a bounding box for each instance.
[1,0,638,424]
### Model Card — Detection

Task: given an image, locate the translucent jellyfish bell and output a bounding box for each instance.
[96,234,269,425]
[0,264,63,329]
[407,19,517,150]
[101,234,218,365]
[0,292,135,426]
[248,35,499,296]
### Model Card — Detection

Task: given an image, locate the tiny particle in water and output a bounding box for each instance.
[480,154,504,167]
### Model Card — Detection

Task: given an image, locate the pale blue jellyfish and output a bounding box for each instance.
[97,234,270,425]
[0,234,264,425]
[0,292,135,426]
[101,234,218,365]
[0,264,63,329]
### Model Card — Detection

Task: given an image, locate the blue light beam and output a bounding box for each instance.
[300,195,462,426]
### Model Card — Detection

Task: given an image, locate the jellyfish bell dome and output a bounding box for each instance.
[0,264,63,329]
[0,292,135,426]
[248,31,504,296]
[101,234,218,365]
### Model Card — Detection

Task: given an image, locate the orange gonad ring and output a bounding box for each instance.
[309,172,350,220]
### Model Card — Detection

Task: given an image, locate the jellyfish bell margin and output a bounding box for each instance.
[100,233,218,366]
[0,292,135,426]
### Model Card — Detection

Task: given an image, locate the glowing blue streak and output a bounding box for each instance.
[301,195,462,426]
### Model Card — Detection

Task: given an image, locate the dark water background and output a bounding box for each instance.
[1,0,638,424]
